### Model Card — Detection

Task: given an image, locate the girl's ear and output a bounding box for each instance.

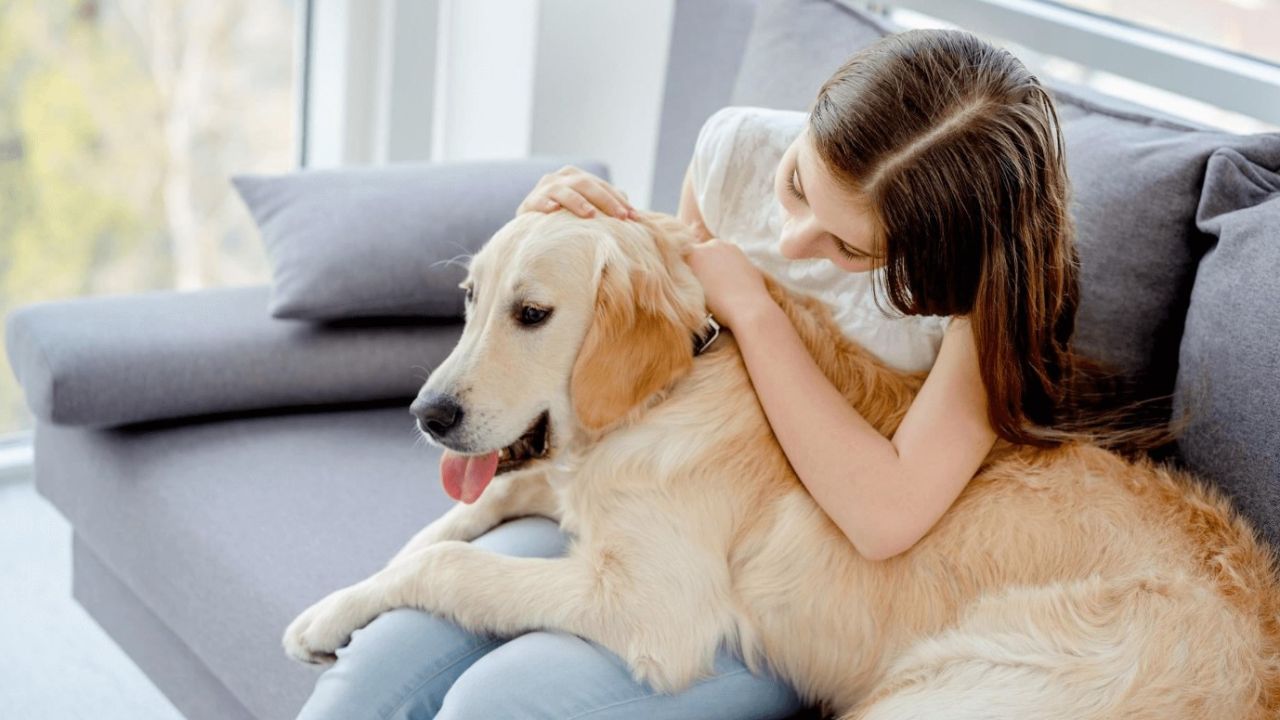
[570,264,693,433]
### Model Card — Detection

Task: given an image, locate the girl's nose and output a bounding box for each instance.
[777,219,823,261]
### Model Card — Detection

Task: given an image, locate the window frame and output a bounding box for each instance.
[300,0,442,169]
[852,0,1280,126]
[295,0,315,168]
[0,432,33,483]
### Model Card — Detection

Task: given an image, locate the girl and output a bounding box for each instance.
[299,28,1086,719]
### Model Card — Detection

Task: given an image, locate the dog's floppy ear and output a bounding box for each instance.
[570,261,694,433]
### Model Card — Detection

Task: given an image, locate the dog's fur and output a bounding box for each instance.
[284,211,1280,719]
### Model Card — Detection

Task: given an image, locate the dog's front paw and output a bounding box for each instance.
[282,583,382,665]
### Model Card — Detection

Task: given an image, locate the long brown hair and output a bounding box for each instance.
[810,29,1153,448]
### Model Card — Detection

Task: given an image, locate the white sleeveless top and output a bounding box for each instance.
[688,106,952,374]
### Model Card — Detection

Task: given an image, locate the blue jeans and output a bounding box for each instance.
[295,516,805,720]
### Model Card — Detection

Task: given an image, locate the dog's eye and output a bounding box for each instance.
[517,305,551,326]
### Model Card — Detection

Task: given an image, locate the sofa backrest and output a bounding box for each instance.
[655,0,1280,547]
[650,0,761,214]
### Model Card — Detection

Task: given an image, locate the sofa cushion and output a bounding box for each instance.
[233,159,608,321]
[1176,149,1280,547]
[35,405,456,720]
[728,0,1280,406]
[72,538,257,720]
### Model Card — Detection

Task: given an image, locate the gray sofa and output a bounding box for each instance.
[6,1,1279,719]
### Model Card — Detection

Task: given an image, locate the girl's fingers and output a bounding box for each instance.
[519,168,637,219]
[548,185,597,218]
[576,179,632,220]
[600,182,637,219]
[607,184,641,220]
[615,189,641,220]
[517,192,557,214]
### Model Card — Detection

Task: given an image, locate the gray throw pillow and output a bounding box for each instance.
[233,159,608,321]
[1050,97,1280,400]
[1176,148,1280,547]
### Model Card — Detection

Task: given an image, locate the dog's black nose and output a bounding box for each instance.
[410,393,465,438]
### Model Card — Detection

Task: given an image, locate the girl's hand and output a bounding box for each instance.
[684,238,774,328]
[517,165,638,220]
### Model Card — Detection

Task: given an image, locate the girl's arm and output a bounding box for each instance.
[677,163,713,241]
[677,162,996,561]
[733,300,997,560]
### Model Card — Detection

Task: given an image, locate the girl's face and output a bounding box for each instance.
[774,129,882,273]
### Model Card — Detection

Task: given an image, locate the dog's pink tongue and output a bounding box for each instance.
[440,450,499,504]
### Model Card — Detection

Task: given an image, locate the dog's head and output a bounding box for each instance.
[412,210,708,503]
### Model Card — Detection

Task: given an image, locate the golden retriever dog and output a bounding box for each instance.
[284,210,1280,719]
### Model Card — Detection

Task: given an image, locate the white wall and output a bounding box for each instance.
[375,0,440,164]
[306,0,379,167]
[528,0,676,209]
[431,0,540,162]
[306,0,676,208]
[306,0,441,167]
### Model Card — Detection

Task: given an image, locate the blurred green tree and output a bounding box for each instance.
[0,0,290,433]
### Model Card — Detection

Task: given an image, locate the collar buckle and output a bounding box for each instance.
[693,313,721,356]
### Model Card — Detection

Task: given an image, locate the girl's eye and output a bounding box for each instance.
[463,286,474,304]
[786,170,804,201]
[834,239,868,261]
[517,305,552,326]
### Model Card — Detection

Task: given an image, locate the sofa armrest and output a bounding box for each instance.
[5,285,461,429]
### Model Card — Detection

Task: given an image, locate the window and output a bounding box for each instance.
[868,0,1280,133]
[0,0,300,435]
[1053,0,1280,65]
